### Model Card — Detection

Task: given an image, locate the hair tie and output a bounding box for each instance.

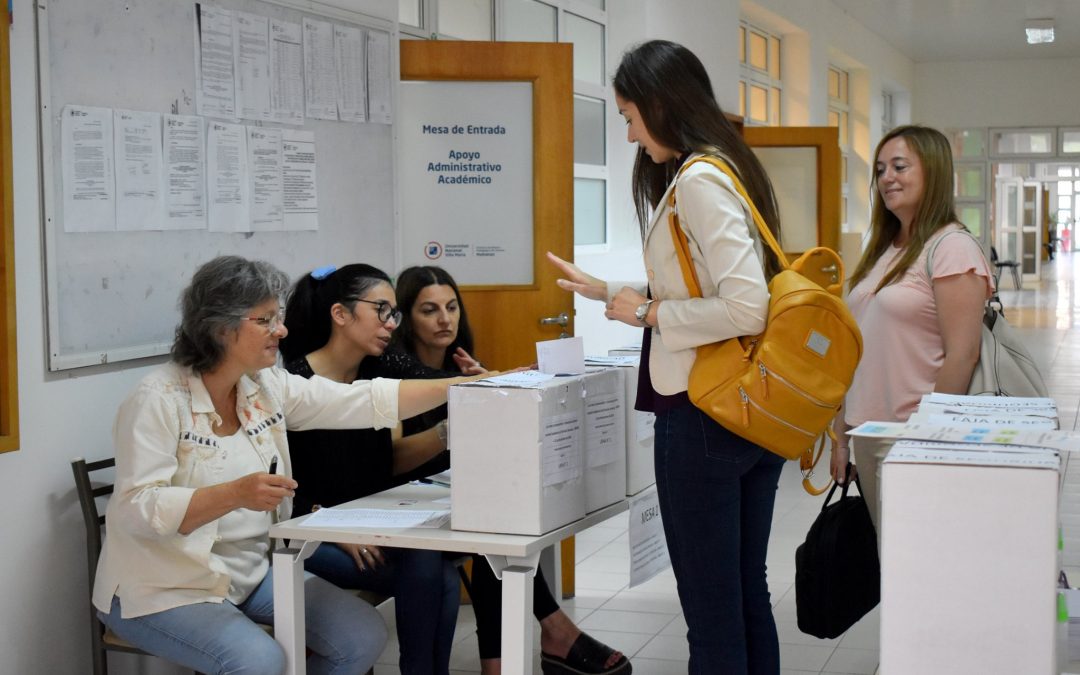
[311,264,336,281]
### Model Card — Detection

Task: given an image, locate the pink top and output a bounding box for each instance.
[844,225,995,426]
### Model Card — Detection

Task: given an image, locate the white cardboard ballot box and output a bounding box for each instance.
[880,444,1060,675]
[581,368,628,512]
[605,349,656,495]
[448,377,586,535]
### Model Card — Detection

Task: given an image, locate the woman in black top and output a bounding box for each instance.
[281,263,469,675]
[394,266,631,675]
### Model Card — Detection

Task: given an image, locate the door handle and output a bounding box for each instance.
[539,312,569,327]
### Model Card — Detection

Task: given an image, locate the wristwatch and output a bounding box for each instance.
[634,299,655,325]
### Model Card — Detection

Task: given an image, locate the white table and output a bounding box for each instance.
[269,483,629,675]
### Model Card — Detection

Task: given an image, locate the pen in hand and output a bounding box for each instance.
[269,457,278,475]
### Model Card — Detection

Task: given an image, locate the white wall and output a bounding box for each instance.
[0,2,394,673]
[914,57,1080,128]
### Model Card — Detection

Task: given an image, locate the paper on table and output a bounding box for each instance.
[585,355,639,367]
[922,393,1057,410]
[466,370,555,388]
[848,420,1080,452]
[537,336,585,375]
[300,508,450,529]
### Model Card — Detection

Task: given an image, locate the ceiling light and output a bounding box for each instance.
[1026,18,1055,44]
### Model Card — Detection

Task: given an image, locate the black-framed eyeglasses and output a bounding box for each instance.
[240,307,287,334]
[355,298,403,325]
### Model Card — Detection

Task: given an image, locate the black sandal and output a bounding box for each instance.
[540,632,632,675]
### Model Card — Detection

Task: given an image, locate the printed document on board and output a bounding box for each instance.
[366,30,392,124]
[61,105,115,232]
[236,12,272,122]
[270,19,305,125]
[113,109,164,231]
[303,17,338,121]
[282,129,318,231]
[207,122,249,232]
[248,127,284,231]
[195,5,237,119]
[163,114,206,230]
[334,24,367,123]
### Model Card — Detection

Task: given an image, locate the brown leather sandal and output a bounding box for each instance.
[540,632,632,675]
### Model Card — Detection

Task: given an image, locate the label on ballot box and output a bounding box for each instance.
[592,352,656,495]
[581,367,627,512]
[448,375,586,535]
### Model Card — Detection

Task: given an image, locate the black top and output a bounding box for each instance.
[285,348,451,515]
[635,326,690,415]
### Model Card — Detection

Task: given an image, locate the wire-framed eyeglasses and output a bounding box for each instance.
[240,308,287,334]
[355,298,403,325]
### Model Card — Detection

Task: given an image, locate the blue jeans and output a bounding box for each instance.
[654,403,786,675]
[99,569,387,675]
[305,543,460,675]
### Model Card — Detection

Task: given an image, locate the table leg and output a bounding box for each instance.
[273,541,320,675]
[484,552,542,675]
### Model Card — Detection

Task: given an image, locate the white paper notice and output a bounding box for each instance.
[247,127,284,231]
[921,413,1058,429]
[537,336,586,375]
[300,508,450,529]
[585,394,622,468]
[847,420,1080,453]
[303,17,338,121]
[542,413,583,487]
[585,355,639,367]
[270,19,304,125]
[366,30,392,124]
[164,114,206,230]
[236,12,272,122]
[207,122,249,232]
[466,370,556,388]
[61,105,115,232]
[282,129,318,231]
[636,411,656,443]
[113,109,163,231]
[334,24,367,123]
[196,5,236,119]
[629,488,670,588]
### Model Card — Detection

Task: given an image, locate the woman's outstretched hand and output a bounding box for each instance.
[546,251,608,302]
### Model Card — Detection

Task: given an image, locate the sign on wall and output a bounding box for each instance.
[398,81,533,285]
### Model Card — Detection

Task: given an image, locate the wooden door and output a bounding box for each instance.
[400,41,574,371]
[744,126,841,256]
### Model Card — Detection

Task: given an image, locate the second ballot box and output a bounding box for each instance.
[448,374,586,535]
[580,367,628,512]
[601,349,657,495]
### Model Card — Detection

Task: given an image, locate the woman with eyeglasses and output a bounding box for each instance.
[94,256,480,675]
[392,265,632,675]
[280,263,466,675]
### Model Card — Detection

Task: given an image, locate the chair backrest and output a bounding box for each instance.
[990,246,1000,263]
[71,457,118,675]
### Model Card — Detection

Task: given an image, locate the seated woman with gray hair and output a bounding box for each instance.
[92,255,485,675]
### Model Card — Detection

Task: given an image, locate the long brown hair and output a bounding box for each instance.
[612,40,783,279]
[849,125,960,292]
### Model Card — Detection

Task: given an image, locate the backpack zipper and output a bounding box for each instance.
[739,386,816,437]
[758,363,834,408]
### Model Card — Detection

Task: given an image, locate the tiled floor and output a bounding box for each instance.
[373,253,1080,674]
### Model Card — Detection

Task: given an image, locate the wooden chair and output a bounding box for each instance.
[72,456,161,675]
[991,246,1022,289]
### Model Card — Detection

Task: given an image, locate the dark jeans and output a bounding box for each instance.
[469,554,561,659]
[654,402,785,675]
[305,542,459,675]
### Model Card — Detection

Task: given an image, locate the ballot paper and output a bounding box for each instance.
[466,370,556,388]
[584,355,639,367]
[300,508,449,529]
[537,336,585,375]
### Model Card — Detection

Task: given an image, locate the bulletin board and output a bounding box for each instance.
[36,0,398,370]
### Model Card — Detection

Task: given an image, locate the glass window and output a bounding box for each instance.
[574,96,605,166]
[565,13,604,85]
[768,36,781,79]
[438,0,493,40]
[948,129,986,158]
[1062,129,1080,154]
[749,31,768,71]
[958,204,984,237]
[828,110,840,128]
[749,85,768,123]
[400,0,422,27]
[991,129,1055,155]
[955,164,985,200]
[739,26,746,64]
[828,69,839,99]
[841,155,848,183]
[739,81,746,118]
[1059,195,1073,211]
[574,178,606,245]
[1059,180,1074,194]
[839,111,848,146]
[504,0,557,42]
[1059,166,1074,177]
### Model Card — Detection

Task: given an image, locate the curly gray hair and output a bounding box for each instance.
[171,256,290,373]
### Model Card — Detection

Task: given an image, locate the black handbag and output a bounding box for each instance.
[795,465,880,639]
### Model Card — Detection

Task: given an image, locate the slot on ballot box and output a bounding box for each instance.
[448,374,586,535]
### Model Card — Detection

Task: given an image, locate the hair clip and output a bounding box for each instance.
[311,264,336,281]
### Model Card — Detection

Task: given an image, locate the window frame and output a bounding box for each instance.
[738,20,781,127]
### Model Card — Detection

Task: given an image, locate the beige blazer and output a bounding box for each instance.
[609,154,770,395]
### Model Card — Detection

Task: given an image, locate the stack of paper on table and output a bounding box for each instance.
[909,392,1058,429]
